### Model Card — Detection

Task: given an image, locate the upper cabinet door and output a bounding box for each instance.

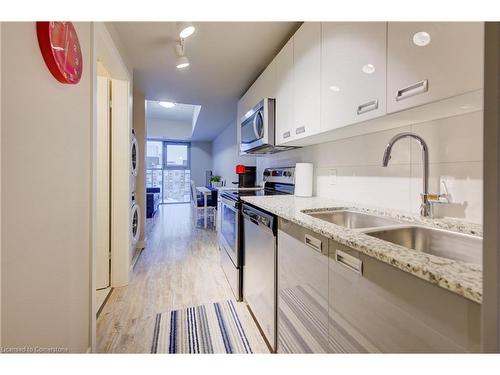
[387,22,484,113]
[255,58,277,101]
[245,60,277,115]
[275,37,295,145]
[293,22,321,140]
[321,22,387,132]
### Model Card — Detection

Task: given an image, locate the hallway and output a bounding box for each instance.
[96,204,268,353]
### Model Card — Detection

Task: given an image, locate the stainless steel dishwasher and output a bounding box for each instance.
[242,203,277,352]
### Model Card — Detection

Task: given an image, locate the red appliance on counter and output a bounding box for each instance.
[233,165,257,188]
[236,164,246,174]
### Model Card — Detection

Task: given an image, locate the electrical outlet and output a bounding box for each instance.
[329,169,337,185]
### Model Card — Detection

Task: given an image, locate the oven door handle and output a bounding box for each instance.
[221,197,238,210]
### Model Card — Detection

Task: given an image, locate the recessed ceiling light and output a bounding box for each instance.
[413,31,431,47]
[329,85,340,92]
[362,63,375,74]
[176,55,190,69]
[177,22,195,39]
[159,101,175,108]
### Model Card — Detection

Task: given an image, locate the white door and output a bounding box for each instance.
[111,78,132,287]
[387,22,484,113]
[96,76,110,289]
[321,22,387,132]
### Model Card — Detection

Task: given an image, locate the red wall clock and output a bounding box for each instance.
[36,22,83,84]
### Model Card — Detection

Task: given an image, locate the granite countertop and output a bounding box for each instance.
[240,195,483,304]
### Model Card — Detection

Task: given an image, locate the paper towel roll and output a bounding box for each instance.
[294,163,313,197]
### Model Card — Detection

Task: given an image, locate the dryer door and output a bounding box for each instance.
[131,135,139,177]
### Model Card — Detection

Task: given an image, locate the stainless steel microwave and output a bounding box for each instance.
[239,98,297,155]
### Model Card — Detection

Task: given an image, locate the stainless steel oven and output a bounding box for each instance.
[219,195,242,300]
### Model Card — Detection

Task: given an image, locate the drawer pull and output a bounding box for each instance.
[335,250,363,275]
[283,131,291,139]
[295,126,306,135]
[357,99,379,115]
[396,79,428,101]
[304,234,322,253]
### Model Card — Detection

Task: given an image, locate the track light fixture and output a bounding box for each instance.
[177,22,196,39]
[175,39,190,69]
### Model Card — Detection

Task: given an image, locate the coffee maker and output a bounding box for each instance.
[234,165,256,188]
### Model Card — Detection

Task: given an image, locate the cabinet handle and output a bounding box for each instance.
[295,126,306,135]
[304,234,322,253]
[283,131,291,139]
[357,99,379,115]
[396,79,428,101]
[335,249,363,275]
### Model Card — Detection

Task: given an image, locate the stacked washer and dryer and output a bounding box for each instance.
[130,129,141,250]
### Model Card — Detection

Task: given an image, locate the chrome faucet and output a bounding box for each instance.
[382,132,448,217]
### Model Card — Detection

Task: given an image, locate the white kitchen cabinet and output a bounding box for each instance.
[275,37,295,145]
[321,22,387,132]
[387,22,484,113]
[240,60,277,120]
[328,242,481,353]
[277,218,329,353]
[293,22,321,141]
[251,59,276,105]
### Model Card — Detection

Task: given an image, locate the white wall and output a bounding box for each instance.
[191,142,213,186]
[147,117,192,140]
[212,121,256,186]
[133,91,147,246]
[257,111,483,224]
[1,22,92,351]
[0,21,3,348]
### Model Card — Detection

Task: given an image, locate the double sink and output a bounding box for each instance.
[305,210,482,265]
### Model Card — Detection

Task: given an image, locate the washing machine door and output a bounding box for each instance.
[131,203,141,246]
[131,135,139,177]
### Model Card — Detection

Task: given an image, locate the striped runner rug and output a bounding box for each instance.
[151,300,253,353]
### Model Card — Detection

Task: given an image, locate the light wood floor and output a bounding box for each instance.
[96,203,269,353]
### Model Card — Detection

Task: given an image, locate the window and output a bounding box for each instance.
[146,141,163,169]
[146,140,191,204]
[165,144,189,167]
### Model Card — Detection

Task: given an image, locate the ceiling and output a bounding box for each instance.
[111,22,300,140]
[147,101,196,122]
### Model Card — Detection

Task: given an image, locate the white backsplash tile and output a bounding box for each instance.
[316,164,412,212]
[308,125,412,167]
[410,111,483,164]
[409,161,483,224]
[256,111,483,224]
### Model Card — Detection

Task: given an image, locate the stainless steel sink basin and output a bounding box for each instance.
[305,210,402,229]
[365,226,482,265]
